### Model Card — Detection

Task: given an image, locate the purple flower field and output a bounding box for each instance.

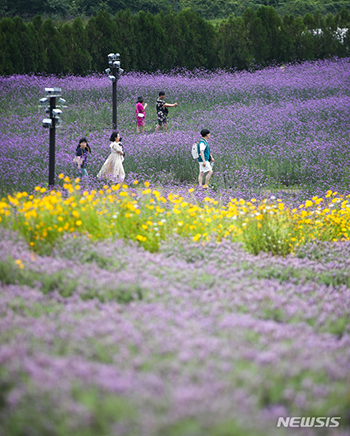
[0,228,350,435]
[1,58,350,202]
[0,58,350,435]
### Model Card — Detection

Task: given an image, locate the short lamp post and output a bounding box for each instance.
[40,88,65,187]
[105,53,124,130]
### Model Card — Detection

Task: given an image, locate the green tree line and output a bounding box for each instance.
[0,7,349,75]
[1,0,350,20]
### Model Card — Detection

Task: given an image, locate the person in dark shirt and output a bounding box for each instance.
[155,91,177,133]
[75,137,91,179]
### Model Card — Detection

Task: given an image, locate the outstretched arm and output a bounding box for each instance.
[164,102,177,107]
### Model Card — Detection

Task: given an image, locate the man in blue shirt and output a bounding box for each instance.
[198,129,214,188]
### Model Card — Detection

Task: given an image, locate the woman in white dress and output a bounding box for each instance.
[97,131,125,182]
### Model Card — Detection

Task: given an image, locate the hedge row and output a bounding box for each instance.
[0,6,349,75]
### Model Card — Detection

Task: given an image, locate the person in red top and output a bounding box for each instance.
[136,96,147,134]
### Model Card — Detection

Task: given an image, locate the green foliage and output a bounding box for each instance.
[0,6,349,75]
[61,17,92,74]
[1,385,138,436]
[81,282,145,303]
[155,417,261,436]
[2,0,350,19]
[217,15,253,69]
[0,256,145,303]
[0,257,78,296]
[113,9,138,71]
[87,10,117,71]
[239,207,295,256]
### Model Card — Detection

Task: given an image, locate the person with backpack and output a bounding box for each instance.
[197,129,214,188]
[155,91,177,133]
[75,137,91,179]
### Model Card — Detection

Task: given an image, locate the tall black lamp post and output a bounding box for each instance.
[40,88,65,187]
[106,53,124,130]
